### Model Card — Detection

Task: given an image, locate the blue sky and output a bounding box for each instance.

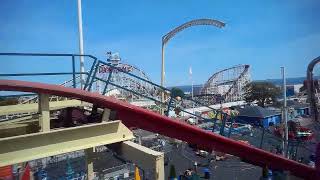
[1,0,319,86]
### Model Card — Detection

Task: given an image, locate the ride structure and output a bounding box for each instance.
[97,52,157,102]
[0,53,318,179]
[7,52,160,111]
[161,18,225,87]
[307,56,320,122]
[201,64,251,103]
[160,19,225,114]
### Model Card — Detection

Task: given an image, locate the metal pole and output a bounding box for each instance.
[259,128,265,149]
[281,67,289,158]
[72,56,76,88]
[161,43,165,115]
[77,0,85,89]
[190,66,194,114]
[192,78,194,113]
[161,43,165,87]
[306,56,320,122]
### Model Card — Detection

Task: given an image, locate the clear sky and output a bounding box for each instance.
[1,0,319,86]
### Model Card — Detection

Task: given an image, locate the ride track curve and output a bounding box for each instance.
[0,79,317,179]
[307,56,320,122]
[201,64,250,102]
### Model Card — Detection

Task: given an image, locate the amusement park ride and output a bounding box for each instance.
[200,64,251,104]
[307,56,320,122]
[0,52,319,179]
[97,52,158,102]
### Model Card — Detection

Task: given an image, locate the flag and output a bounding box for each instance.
[189,66,192,76]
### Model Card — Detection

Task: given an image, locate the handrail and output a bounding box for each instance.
[92,60,222,114]
[0,52,97,60]
[0,53,98,89]
[0,72,87,77]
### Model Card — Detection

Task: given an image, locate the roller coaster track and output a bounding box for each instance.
[201,64,250,102]
[0,79,317,179]
[20,62,155,104]
[19,75,81,104]
[162,18,225,45]
[224,65,250,102]
[307,56,320,122]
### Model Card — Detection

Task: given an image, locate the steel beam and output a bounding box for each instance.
[0,123,28,138]
[0,120,134,166]
[0,117,39,138]
[0,115,35,125]
[109,141,164,180]
[85,148,95,180]
[0,99,82,116]
[38,93,50,132]
[102,108,111,121]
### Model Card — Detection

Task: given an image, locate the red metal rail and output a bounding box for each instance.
[0,80,317,179]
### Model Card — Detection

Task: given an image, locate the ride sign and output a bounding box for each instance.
[99,64,133,74]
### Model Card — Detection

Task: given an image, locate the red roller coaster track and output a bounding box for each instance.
[0,79,317,179]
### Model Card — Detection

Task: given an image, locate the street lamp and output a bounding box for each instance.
[77,0,85,88]
[281,66,289,158]
[160,19,225,114]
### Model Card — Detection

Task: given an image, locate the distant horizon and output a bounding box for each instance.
[169,75,311,88]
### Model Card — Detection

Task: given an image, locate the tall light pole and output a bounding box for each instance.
[160,19,225,114]
[77,0,85,88]
[281,66,289,158]
[161,43,165,108]
[161,43,165,87]
[189,66,194,113]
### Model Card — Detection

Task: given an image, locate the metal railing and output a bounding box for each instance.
[0,52,97,89]
[85,60,234,136]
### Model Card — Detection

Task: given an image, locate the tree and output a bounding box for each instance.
[171,87,185,98]
[244,82,280,107]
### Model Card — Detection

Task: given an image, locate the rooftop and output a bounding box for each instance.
[238,106,281,118]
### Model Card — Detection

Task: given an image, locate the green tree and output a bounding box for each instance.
[244,82,280,107]
[171,87,185,98]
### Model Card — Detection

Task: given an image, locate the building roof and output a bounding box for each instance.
[238,106,281,118]
[286,100,309,109]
